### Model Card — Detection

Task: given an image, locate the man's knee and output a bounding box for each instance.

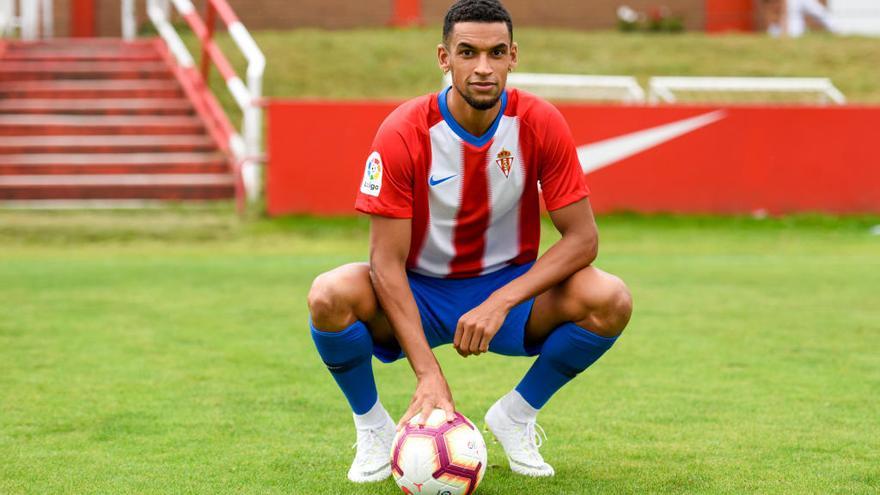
[308,265,372,331]
[308,273,344,328]
[604,277,633,334]
[575,274,633,338]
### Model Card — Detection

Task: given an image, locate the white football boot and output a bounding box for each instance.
[347,408,396,483]
[485,399,555,477]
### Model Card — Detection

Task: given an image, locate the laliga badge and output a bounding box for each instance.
[361,151,383,197]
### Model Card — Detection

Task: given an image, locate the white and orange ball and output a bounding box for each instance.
[391,409,487,495]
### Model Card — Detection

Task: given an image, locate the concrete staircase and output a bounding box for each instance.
[0,38,235,206]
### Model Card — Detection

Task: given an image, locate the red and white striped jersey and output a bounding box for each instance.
[355,87,589,279]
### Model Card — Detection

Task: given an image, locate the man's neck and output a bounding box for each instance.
[446,87,502,138]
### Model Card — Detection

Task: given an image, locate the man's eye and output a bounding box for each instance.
[461,50,473,56]
[493,50,505,56]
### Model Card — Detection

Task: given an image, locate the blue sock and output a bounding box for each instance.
[515,322,618,409]
[310,320,378,415]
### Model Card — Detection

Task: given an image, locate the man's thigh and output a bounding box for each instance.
[316,263,468,363]
[312,262,398,348]
[368,262,538,360]
[524,266,628,346]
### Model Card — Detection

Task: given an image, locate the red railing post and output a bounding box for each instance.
[201,0,217,82]
[391,0,422,27]
[158,0,263,212]
[71,0,96,37]
[705,0,755,32]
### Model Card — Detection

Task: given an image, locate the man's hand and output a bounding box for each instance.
[398,372,455,429]
[453,298,509,357]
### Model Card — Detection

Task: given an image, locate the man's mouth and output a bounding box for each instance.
[469,81,497,91]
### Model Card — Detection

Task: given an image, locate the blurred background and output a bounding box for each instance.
[1,1,878,494]
[23,0,880,37]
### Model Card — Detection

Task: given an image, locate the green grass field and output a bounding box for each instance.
[185,26,880,134]
[1,210,878,494]
[196,27,880,118]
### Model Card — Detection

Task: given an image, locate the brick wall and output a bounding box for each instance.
[58,0,708,37]
[426,0,706,31]
[53,0,139,37]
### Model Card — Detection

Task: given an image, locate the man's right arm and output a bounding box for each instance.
[369,215,455,427]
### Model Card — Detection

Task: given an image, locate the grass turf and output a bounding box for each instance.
[1,210,878,494]
[192,27,880,122]
[181,26,880,147]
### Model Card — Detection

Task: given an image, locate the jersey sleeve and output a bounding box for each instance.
[354,124,414,218]
[537,104,590,211]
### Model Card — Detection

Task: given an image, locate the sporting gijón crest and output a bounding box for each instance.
[495,148,514,178]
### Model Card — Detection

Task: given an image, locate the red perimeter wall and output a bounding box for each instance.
[267,100,880,216]
[705,0,755,31]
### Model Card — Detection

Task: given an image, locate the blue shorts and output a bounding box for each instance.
[372,262,540,363]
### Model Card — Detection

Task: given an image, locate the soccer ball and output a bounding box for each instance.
[391,409,487,495]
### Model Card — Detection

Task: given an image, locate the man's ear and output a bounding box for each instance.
[509,41,518,71]
[437,44,451,73]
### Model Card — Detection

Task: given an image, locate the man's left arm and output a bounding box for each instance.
[453,197,597,356]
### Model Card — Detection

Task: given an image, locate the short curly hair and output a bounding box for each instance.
[443,0,513,43]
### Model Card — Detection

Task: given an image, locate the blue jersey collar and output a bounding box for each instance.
[438,85,508,148]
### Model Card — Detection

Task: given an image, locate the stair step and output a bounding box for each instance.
[3,40,159,56]
[0,173,233,185]
[6,39,157,48]
[0,98,194,116]
[0,61,172,80]
[0,80,183,99]
[0,174,235,200]
[0,199,215,209]
[2,39,160,57]
[0,39,231,203]
[0,135,217,154]
[0,152,228,175]
[0,114,204,136]
[0,51,162,62]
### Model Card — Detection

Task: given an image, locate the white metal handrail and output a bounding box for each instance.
[1,1,138,43]
[122,0,135,40]
[649,76,847,105]
[442,72,646,103]
[20,0,35,38]
[40,0,50,38]
[0,0,14,37]
[510,73,645,103]
[0,0,51,39]
[147,0,266,204]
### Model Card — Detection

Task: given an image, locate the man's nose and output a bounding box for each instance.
[474,54,493,75]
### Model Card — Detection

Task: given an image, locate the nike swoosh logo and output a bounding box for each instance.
[429,174,457,186]
[577,110,726,174]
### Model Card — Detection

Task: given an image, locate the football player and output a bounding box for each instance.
[308,0,633,482]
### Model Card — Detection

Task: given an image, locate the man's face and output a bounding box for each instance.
[438,22,518,111]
